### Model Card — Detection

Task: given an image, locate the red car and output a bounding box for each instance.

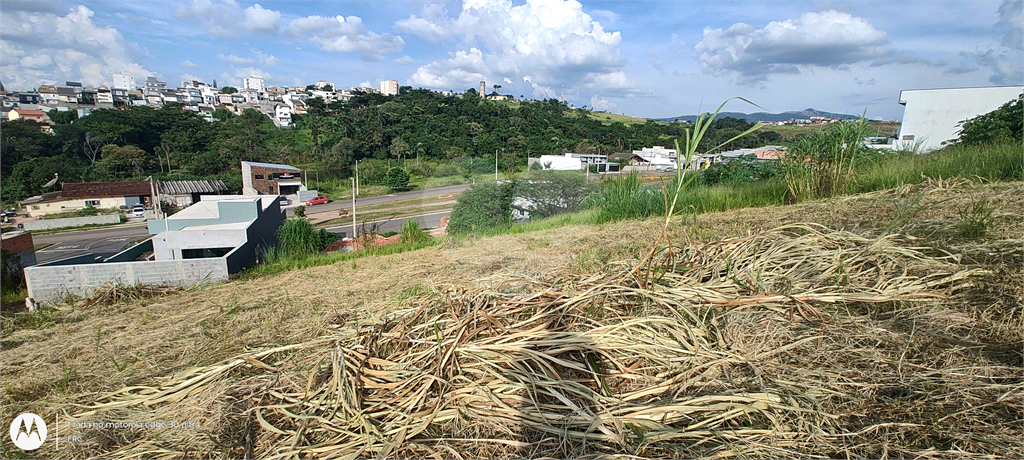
[305,195,329,206]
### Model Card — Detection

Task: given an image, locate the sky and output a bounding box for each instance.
[1,0,1021,120]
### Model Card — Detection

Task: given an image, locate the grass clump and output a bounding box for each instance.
[956,198,996,238]
[274,218,340,256]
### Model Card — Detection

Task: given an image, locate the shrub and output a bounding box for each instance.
[699,154,781,186]
[383,167,411,191]
[783,117,872,201]
[514,171,597,220]
[275,218,340,255]
[431,162,463,178]
[400,219,430,243]
[293,205,305,218]
[952,94,1023,146]
[447,181,515,234]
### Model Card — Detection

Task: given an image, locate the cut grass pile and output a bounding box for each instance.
[1,180,1020,459]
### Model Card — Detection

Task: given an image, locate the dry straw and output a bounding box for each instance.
[66,224,1018,459]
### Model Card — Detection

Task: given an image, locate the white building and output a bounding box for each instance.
[536,153,583,170]
[273,104,293,127]
[243,76,266,93]
[894,86,1023,151]
[112,73,136,90]
[632,146,678,167]
[380,79,399,96]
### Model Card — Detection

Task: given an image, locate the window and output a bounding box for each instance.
[254,174,264,180]
[86,200,100,206]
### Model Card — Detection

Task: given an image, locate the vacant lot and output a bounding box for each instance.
[2,179,1020,459]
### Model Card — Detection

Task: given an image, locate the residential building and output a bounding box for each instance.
[113,73,136,90]
[241,161,306,196]
[893,86,1024,151]
[315,80,335,90]
[632,146,679,166]
[8,108,48,123]
[273,104,293,127]
[381,79,399,96]
[20,181,152,217]
[243,75,265,93]
[143,76,167,95]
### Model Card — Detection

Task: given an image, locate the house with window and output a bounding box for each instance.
[241,161,306,196]
[20,181,152,217]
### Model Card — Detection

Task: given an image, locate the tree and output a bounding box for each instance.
[47,109,78,125]
[212,108,235,121]
[513,171,597,219]
[220,86,238,94]
[96,144,151,178]
[383,167,410,191]
[953,95,1023,145]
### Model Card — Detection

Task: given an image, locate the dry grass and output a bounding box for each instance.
[1,180,1020,459]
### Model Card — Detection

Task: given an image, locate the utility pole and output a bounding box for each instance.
[495,149,498,181]
[355,160,359,196]
[351,177,357,240]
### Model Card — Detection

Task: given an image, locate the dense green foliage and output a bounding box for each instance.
[1,88,784,204]
[512,171,598,220]
[783,118,873,201]
[275,218,340,256]
[698,154,781,186]
[447,181,515,234]
[383,167,411,191]
[953,94,1023,146]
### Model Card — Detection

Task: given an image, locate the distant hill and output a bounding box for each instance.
[653,108,860,123]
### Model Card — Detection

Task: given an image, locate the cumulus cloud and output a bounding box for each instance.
[0,4,152,89]
[182,60,199,68]
[394,55,416,65]
[973,0,1023,85]
[286,14,404,61]
[402,0,638,101]
[175,0,282,37]
[221,66,272,87]
[694,10,898,84]
[218,53,254,65]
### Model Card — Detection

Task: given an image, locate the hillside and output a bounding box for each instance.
[2,179,1020,459]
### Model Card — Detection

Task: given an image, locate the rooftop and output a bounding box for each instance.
[241,161,299,171]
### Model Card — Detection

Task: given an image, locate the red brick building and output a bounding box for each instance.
[241,161,306,196]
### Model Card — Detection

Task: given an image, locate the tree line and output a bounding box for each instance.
[1,88,783,202]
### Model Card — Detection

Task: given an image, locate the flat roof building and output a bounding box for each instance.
[895,86,1023,151]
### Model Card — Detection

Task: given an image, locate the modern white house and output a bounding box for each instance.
[632,146,679,167]
[893,86,1023,151]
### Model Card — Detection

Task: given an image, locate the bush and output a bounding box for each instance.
[383,167,411,191]
[275,218,340,255]
[431,162,463,178]
[592,173,666,223]
[514,171,597,220]
[293,205,305,218]
[699,154,781,186]
[953,94,1023,146]
[447,181,515,234]
[400,219,430,243]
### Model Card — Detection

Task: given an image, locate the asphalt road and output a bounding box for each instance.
[30,184,469,264]
[288,183,471,217]
[33,222,152,264]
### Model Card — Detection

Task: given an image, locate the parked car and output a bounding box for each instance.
[133,204,146,218]
[665,166,675,172]
[305,195,329,206]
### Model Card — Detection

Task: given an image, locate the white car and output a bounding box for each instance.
[132,204,146,218]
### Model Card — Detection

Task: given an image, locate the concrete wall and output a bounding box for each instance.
[21,213,121,231]
[25,257,228,304]
[897,86,1023,151]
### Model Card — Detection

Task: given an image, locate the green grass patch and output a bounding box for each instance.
[244,239,439,277]
[852,141,1022,192]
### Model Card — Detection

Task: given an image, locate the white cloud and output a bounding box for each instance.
[590,94,614,111]
[253,49,278,66]
[243,3,280,35]
[694,10,897,84]
[286,14,404,61]
[175,0,282,38]
[182,60,199,68]
[403,0,636,101]
[0,4,153,89]
[218,53,254,65]
[974,0,1023,85]
[221,66,271,87]
[394,55,416,65]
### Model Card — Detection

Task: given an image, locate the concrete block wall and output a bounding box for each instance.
[21,214,121,231]
[25,258,228,304]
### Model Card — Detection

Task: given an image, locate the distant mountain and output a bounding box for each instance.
[652,108,860,123]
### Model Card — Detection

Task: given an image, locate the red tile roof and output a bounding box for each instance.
[61,181,152,198]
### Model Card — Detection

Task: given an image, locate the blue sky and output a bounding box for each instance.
[1,0,1020,120]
